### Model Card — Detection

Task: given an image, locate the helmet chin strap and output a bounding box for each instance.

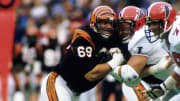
[164,21,168,32]
[100,33,111,39]
[122,34,131,44]
[122,38,130,44]
[91,23,98,33]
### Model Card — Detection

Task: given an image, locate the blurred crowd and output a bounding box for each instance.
[10,0,180,101]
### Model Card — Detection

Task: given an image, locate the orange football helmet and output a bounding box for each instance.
[90,5,117,40]
[118,6,145,43]
[145,2,176,43]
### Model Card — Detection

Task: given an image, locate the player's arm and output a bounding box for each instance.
[119,55,148,87]
[144,52,180,100]
[144,53,180,99]
[85,48,124,82]
[84,63,113,81]
[71,29,124,82]
[111,43,150,87]
[150,53,180,97]
[144,67,180,100]
[112,38,162,87]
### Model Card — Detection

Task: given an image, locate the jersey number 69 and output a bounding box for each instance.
[77,46,93,58]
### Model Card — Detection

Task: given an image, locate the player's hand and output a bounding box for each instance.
[157,56,173,70]
[148,56,173,75]
[109,48,121,56]
[142,83,166,100]
[107,48,124,69]
[109,48,124,62]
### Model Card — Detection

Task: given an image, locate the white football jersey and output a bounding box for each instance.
[128,26,168,65]
[166,16,180,67]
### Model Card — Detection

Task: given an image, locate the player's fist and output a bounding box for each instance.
[109,48,121,56]
[107,48,124,69]
[157,56,173,70]
[148,55,173,75]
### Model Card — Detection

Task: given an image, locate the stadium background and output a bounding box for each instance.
[0,0,180,101]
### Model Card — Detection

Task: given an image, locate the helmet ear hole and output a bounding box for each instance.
[138,23,141,27]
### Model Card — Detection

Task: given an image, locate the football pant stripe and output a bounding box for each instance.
[46,72,58,101]
[133,83,148,101]
[50,73,57,101]
[47,73,54,101]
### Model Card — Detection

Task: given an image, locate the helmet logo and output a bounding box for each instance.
[134,9,143,21]
[163,5,170,19]
[138,10,143,20]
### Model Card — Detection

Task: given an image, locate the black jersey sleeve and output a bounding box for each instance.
[66,30,98,75]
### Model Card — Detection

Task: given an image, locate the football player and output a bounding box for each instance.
[143,2,180,100]
[39,6,124,101]
[111,6,174,101]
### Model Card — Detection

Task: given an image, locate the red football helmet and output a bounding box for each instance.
[145,2,176,43]
[118,6,145,43]
[90,5,117,41]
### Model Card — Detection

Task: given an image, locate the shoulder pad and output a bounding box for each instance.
[71,29,95,49]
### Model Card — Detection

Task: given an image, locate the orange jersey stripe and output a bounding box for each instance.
[46,72,58,101]
[133,83,149,101]
[71,29,95,50]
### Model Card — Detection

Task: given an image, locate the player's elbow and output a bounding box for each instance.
[121,64,140,87]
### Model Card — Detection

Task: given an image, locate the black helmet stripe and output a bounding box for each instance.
[94,6,107,14]
[97,9,112,16]
[94,7,110,16]
[139,10,143,20]
[164,5,170,19]
[100,12,115,16]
